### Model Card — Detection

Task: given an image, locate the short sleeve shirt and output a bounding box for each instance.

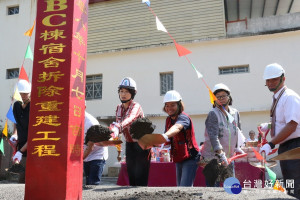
[274,87,300,143]
[170,113,191,130]
[84,111,108,161]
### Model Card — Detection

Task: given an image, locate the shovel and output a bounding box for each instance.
[97,140,122,146]
[138,134,167,150]
[227,153,247,164]
[249,151,277,168]
[270,147,300,161]
[5,163,25,175]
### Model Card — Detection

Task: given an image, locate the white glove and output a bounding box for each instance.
[110,122,120,138]
[216,152,228,166]
[112,122,120,128]
[111,125,119,138]
[161,134,170,142]
[259,143,271,156]
[13,151,23,163]
[9,135,18,146]
[259,123,270,133]
[234,147,245,154]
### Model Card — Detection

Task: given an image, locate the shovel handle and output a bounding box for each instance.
[227,153,247,164]
[257,126,272,146]
[268,148,278,155]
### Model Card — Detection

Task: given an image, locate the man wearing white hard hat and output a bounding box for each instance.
[10,79,31,183]
[260,63,300,199]
[201,83,243,186]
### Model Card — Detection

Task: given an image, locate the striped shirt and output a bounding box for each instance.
[115,100,144,142]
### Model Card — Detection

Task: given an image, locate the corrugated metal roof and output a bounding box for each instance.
[225,0,300,21]
[87,0,226,54]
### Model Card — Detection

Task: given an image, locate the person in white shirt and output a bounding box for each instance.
[83,111,108,185]
[260,63,300,199]
[246,130,258,142]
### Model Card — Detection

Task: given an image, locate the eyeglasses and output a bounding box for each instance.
[216,95,228,100]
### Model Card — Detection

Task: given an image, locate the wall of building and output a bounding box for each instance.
[86,30,300,174]
[227,12,300,36]
[0,0,36,132]
[86,30,300,117]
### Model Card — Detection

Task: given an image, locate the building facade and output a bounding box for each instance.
[1,0,300,175]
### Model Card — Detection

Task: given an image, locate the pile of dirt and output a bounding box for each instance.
[85,125,112,144]
[202,159,233,186]
[130,118,156,139]
[105,190,202,200]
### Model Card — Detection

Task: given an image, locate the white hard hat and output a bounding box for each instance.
[119,77,137,91]
[17,80,31,93]
[163,90,182,103]
[263,63,285,80]
[213,83,230,94]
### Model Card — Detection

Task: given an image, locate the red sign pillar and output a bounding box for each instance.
[25,0,88,199]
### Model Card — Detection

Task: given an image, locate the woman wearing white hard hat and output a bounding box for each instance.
[200,83,241,187]
[10,79,31,183]
[162,90,200,186]
[111,77,150,186]
[137,90,200,186]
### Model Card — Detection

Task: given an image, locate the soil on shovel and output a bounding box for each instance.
[202,159,233,186]
[6,164,25,174]
[130,117,156,139]
[85,125,112,144]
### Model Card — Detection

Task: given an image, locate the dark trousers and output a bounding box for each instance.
[278,137,300,199]
[126,142,151,186]
[19,156,26,183]
[84,159,106,185]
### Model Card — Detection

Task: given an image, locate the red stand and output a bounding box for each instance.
[117,162,264,187]
[25,0,88,199]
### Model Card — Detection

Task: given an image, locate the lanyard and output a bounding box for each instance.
[270,86,286,117]
[227,117,232,158]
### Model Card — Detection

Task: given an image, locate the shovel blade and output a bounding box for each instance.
[270,147,300,161]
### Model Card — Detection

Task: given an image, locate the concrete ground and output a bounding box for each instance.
[0,177,297,200]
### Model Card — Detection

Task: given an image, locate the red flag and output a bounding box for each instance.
[174,42,192,57]
[250,146,264,161]
[19,66,29,82]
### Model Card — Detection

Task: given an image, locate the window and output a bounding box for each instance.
[219,64,249,75]
[160,72,173,95]
[6,68,19,79]
[8,6,19,15]
[86,74,102,100]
